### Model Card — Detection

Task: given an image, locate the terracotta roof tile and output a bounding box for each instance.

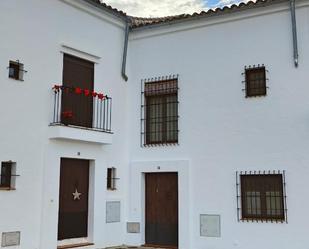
[83,0,287,28]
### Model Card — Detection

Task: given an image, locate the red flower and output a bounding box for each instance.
[75,87,82,94]
[84,89,90,96]
[98,93,104,100]
[92,91,97,97]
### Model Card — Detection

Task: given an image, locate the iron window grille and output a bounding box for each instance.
[0,161,18,189]
[242,65,268,97]
[236,170,287,223]
[141,75,179,146]
[107,167,118,190]
[8,60,27,81]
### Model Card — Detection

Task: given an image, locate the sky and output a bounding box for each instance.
[102,0,254,17]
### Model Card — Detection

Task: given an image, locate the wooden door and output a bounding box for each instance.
[145,173,178,248]
[58,158,89,240]
[62,54,94,128]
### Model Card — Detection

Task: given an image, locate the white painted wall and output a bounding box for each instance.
[1,0,309,249]
[0,0,129,248]
[127,1,309,249]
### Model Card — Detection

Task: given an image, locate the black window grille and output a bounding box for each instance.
[1,162,12,188]
[8,60,26,81]
[141,76,179,146]
[236,170,287,223]
[107,167,118,190]
[243,65,267,97]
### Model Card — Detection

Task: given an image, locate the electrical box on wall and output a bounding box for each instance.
[1,232,21,247]
[200,214,221,237]
[106,201,121,223]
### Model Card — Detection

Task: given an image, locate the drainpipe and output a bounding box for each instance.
[290,0,299,67]
[122,21,129,81]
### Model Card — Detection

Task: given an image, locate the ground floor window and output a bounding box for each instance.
[236,171,287,223]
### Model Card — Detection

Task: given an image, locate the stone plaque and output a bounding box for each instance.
[106,201,121,223]
[200,214,221,237]
[127,222,140,233]
[1,232,21,247]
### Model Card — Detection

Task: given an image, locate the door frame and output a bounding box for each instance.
[129,160,190,249]
[57,158,95,247]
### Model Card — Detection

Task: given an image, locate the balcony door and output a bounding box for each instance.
[62,54,94,128]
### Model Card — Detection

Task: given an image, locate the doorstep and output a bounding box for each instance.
[57,242,94,249]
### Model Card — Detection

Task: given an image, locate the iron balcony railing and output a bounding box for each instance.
[51,85,112,132]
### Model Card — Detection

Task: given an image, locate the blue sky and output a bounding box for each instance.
[103,0,249,17]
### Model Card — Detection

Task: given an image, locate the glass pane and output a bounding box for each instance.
[146,96,164,143]
[245,191,261,215]
[166,95,178,142]
[266,191,283,216]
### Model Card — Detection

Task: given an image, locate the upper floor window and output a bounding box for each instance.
[141,76,179,146]
[237,171,287,223]
[8,60,25,81]
[245,66,267,97]
[1,162,12,188]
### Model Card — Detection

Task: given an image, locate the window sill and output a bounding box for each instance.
[240,218,285,223]
[0,187,16,191]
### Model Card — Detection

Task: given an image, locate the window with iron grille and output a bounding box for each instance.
[141,76,179,146]
[245,66,267,97]
[107,167,117,190]
[1,162,12,188]
[236,171,287,223]
[8,60,25,81]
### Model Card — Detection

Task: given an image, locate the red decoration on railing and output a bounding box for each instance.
[98,93,104,100]
[52,85,107,99]
[75,87,82,94]
[84,89,90,96]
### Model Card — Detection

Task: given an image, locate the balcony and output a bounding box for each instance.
[49,85,113,144]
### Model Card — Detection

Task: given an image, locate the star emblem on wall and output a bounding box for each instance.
[72,189,82,201]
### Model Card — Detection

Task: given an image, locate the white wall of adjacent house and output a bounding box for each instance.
[127,1,309,249]
[0,0,129,249]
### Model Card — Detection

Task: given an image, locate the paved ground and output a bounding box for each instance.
[105,246,168,249]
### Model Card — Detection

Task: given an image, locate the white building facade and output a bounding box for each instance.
[0,0,308,249]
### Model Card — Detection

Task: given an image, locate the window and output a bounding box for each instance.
[141,77,179,145]
[1,162,12,188]
[8,61,25,81]
[245,66,266,97]
[107,167,117,190]
[237,172,286,222]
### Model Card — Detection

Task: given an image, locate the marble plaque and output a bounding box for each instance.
[1,232,21,247]
[127,222,140,233]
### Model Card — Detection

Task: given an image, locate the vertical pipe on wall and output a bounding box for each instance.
[122,22,130,81]
[290,0,299,67]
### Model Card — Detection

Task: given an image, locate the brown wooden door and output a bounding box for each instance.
[62,54,94,128]
[145,173,178,248]
[58,158,89,240]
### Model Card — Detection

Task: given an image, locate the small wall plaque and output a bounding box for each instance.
[106,201,121,223]
[200,214,221,237]
[127,222,140,233]
[1,231,21,247]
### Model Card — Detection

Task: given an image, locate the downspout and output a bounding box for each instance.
[290,0,299,67]
[122,21,130,81]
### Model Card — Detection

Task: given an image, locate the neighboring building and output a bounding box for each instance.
[0,0,308,249]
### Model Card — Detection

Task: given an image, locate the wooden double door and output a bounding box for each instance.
[145,173,178,248]
[58,158,89,240]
